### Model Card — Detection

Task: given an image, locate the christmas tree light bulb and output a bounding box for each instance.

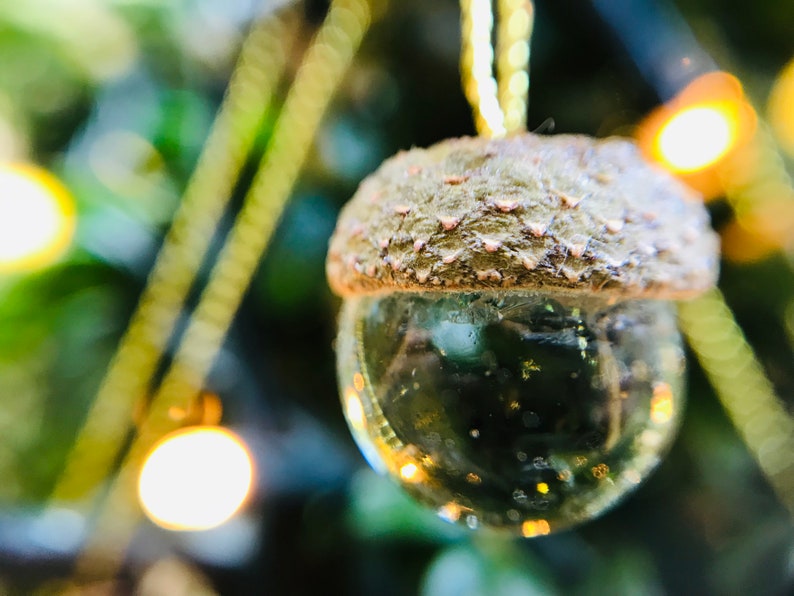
[327,134,719,535]
[0,163,75,273]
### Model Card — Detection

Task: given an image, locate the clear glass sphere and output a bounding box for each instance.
[336,291,685,536]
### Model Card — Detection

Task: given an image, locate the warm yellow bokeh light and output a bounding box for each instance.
[138,427,254,531]
[636,72,756,199]
[769,57,794,157]
[656,105,736,173]
[0,163,76,272]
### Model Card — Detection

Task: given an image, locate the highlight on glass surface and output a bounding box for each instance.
[0,163,76,273]
[138,426,255,532]
[636,71,756,197]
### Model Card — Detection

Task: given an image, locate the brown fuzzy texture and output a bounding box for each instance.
[326,133,719,299]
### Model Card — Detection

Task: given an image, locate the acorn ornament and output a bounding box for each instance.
[327,133,719,536]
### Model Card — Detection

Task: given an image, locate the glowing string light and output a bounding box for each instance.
[636,71,756,200]
[637,73,794,265]
[0,164,75,273]
[138,427,254,531]
[656,105,736,172]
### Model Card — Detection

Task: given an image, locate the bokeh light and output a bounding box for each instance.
[638,69,794,264]
[656,105,735,172]
[768,57,794,158]
[720,198,794,263]
[0,163,76,273]
[636,72,756,198]
[138,427,254,532]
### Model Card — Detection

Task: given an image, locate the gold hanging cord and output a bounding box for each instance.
[679,290,794,514]
[458,0,794,514]
[66,0,375,577]
[460,0,533,137]
[52,12,297,504]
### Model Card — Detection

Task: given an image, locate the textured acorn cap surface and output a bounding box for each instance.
[326,133,719,299]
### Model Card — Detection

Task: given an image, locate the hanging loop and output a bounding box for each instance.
[460,0,534,137]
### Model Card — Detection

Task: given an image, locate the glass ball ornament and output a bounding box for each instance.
[326,134,719,535]
[337,291,683,535]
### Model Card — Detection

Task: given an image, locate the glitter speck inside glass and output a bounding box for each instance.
[336,291,685,535]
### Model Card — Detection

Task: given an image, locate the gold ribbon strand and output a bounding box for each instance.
[51,11,298,504]
[496,0,533,134]
[74,0,375,577]
[679,290,794,515]
[460,0,533,138]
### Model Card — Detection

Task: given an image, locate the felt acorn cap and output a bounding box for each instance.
[326,133,719,299]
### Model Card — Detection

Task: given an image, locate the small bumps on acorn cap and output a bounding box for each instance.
[326,133,719,299]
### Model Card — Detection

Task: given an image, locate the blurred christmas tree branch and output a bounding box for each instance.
[70,0,376,577]
[51,11,298,504]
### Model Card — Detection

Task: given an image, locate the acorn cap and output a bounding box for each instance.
[326,133,719,299]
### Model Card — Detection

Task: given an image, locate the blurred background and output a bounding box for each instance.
[0,0,793,593]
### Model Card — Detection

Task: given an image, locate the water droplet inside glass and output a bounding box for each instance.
[336,291,684,535]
